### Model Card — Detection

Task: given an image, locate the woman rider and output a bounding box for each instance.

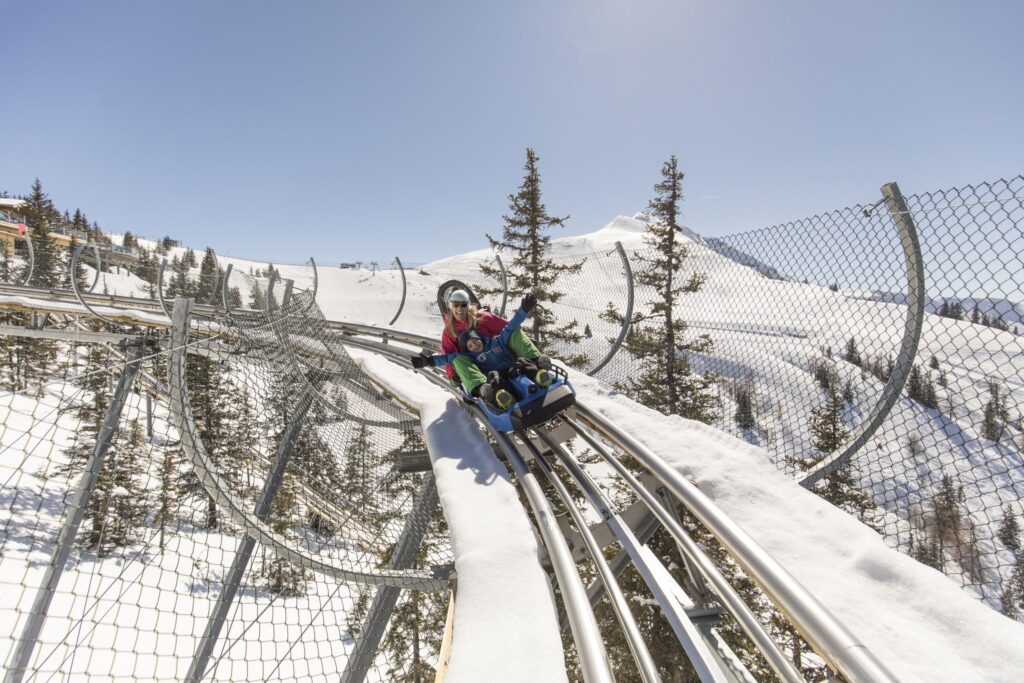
[412,289,551,409]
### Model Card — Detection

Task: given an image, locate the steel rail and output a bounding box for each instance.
[518,431,662,683]
[330,322,894,681]
[345,336,758,682]
[571,405,898,683]
[365,348,612,682]
[0,282,222,319]
[461,408,613,682]
[559,418,804,683]
[531,429,732,683]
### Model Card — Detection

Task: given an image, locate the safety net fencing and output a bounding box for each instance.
[0,275,453,681]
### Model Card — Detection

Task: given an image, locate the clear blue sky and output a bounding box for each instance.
[1,0,1021,265]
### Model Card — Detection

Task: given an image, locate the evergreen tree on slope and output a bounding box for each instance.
[603,156,717,421]
[479,148,587,365]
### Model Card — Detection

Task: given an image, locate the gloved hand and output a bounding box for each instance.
[410,354,431,369]
[521,292,538,313]
[535,354,552,370]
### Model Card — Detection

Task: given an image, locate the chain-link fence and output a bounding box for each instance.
[430,178,1021,617]
[645,179,1023,614]
[0,275,453,680]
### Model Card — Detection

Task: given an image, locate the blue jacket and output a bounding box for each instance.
[430,306,528,374]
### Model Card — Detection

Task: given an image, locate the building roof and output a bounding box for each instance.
[0,198,27,210]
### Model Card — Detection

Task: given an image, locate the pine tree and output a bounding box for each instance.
[843,337,862,367]
[981,381,1008,442]
[58,345,145,555]
[102,419,148,551]
[810,384,849,454]
[249,281,267,310]
[734,384,756,430]
[0,239,12,284]
[478,148,587,364]
[841,378,855,406]
[156,442,180,551]
[261,480,310,596]
[341,423,377,514]
[196,247,218,301]
[21,179,63,288]
[63,232,88,291]
[602,156,718,422]
[175,355,230,529]
[999,506,1021,552]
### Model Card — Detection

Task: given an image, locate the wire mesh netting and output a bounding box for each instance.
[0,277,453,680]
[426,178,1020,616]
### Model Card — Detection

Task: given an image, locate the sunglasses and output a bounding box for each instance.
[451,302,468,309]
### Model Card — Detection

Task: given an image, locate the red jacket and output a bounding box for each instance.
[440,310,509,379]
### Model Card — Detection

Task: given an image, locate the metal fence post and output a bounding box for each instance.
[388,257,407,325]
[588,241,634,376]
[340,473,440,683]
[494,253,508,318]
[800,181,926,487]
[157,256,173,319]
[18,229,34,287]
[186,385,315,683]
[4,343,144,683]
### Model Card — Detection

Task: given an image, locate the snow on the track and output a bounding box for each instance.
[349,348,568,683]
[572,373,1024,683]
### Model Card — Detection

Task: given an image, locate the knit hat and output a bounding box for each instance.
[458,329,484,353]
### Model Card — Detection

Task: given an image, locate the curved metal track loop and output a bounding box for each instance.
[307,256,319,300]
[220,262,235,315]
[494,253,508,318]
[388,256,407,326]
[85,244,102,293]
[156,256,173,320]
[587,241,634,376]
[69,245,137,328]
[16,228,34,287]
[800,181,926,488]
[166,297,448,591]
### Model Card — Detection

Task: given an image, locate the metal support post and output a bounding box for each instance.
[340,473,440,683]
[186,386,314,683]
[494,253,508,318]
[156,257,173,319]
[146,394,154,439]
[800,181,926,487]
[5,344,143,683]
[589,241,634,376]
[388,257,407,325]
